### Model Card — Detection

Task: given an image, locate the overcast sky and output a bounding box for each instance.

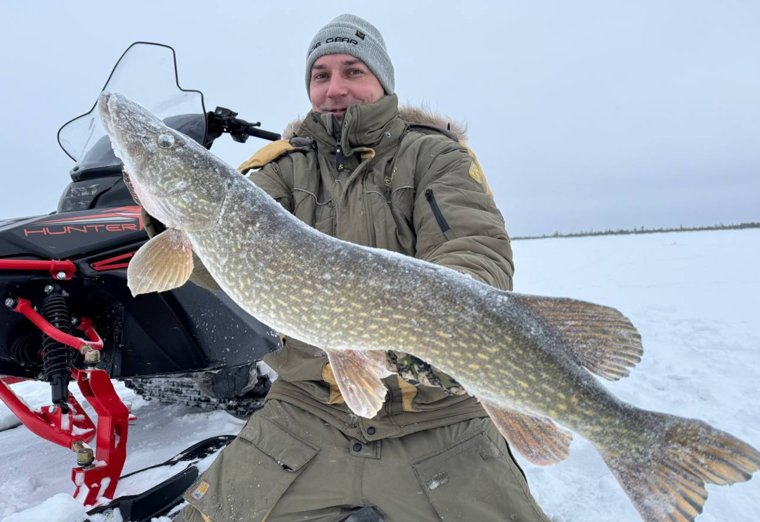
[1,0,758,237]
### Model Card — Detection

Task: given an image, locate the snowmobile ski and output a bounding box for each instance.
[86,434,235,521]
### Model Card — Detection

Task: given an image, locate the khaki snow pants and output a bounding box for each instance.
[177,400,549,522]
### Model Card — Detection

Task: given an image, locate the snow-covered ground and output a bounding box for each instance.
[1,228,758,521]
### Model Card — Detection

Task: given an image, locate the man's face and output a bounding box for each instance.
[309,54,384,122]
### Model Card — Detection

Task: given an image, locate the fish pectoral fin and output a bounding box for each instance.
[513,294,643,381]
[481,402,572,466]
[326,350,392,419]
[127,229,194,296]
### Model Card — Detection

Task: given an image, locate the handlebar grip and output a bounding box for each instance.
[246,127,282,142]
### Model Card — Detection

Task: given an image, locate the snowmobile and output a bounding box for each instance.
[0,42,281,517]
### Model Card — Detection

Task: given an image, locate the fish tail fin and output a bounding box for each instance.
[600,411,760,521]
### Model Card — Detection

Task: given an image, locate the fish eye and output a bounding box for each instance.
[157,133,176,149]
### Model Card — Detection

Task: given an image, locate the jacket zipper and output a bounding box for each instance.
[336,144,345,172]
[425,189,450,233]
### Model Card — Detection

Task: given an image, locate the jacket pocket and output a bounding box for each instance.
[412,431,548,521]
[184,416,319,522]
[424,188,451,234]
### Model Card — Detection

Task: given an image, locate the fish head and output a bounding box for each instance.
[98,92,227,232]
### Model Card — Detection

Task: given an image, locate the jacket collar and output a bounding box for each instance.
[300,95,407,157]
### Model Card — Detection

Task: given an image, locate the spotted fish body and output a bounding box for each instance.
[195,174,627,428]
[100,93,759,521]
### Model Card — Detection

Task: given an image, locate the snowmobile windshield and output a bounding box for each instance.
[57,42,206,172]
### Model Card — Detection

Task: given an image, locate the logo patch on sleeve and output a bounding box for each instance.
[464,146,493,196]
[191,480,211,500]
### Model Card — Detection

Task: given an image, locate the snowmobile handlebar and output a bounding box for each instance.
[208,107,282,144]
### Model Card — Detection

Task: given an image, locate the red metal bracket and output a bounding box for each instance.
[71,369,132,506]
[10,298,103,353]
[0,370,133,507]
[0,259,76,280]
[0,377,96,447]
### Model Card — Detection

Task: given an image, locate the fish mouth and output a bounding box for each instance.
[98,93,111,120]
[98,92,134,139]
[98,92,117,137]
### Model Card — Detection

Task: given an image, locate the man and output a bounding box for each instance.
[178,14,548,522]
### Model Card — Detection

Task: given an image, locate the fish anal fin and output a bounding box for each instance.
[481,402,572,466]
[326,350,392,419]
[513,294,643,381]
[127,229,194,296]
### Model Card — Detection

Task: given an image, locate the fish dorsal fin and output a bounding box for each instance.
[513,294,643,381]
[325,350,393,419]
[127,229,194,296]
[481,402,573,466]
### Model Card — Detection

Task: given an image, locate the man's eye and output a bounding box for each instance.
[347,68,364,76]
[312,72,328,81]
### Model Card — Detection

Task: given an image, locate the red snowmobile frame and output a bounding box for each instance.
[0,259,132,506]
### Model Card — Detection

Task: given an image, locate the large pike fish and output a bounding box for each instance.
[99,92,759,521]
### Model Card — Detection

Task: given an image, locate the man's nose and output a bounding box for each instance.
[325,75,349,97]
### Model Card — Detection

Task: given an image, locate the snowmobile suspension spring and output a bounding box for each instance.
[40,286,76,408]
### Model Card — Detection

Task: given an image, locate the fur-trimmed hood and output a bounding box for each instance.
[282,104,467,142]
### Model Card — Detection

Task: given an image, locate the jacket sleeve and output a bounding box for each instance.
[412,138,514,291]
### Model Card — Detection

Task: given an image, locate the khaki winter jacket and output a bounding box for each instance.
[240,94,515,442]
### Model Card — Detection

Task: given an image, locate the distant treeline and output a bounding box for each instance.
[513,222,760,241]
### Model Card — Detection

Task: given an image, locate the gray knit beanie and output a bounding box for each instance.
[305,14,395,95]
